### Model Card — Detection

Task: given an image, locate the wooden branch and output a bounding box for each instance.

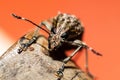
[0,31,93,80]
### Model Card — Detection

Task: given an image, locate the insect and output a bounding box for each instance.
[11,13,102,80]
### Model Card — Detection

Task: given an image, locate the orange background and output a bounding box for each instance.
[0,0,120,80]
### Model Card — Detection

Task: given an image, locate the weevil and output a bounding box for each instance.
[12,13,102,80]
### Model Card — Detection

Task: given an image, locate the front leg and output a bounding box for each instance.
[18,35,38,54]
[67,40,102,56]
[56,40,83,79]
[17,28,40,54]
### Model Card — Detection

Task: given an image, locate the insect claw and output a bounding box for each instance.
[55,70,63,78]
[17,48,23,54]
[95,52,102,56]
[89,47,102,56]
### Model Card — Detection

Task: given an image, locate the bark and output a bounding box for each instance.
[0,32,93,80]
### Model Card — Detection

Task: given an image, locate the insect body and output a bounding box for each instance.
[12,13,102,80]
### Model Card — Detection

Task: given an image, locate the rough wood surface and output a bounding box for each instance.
[0,32,93,80]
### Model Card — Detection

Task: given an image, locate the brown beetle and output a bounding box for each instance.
[11,13,102,80]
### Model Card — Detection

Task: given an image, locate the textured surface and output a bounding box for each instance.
[0,33,92,80]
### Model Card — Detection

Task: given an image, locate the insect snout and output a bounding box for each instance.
[48,34,63,51]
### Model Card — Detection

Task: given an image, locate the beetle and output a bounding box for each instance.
[12,13,102,80]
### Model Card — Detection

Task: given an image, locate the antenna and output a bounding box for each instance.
[12,13,50,34]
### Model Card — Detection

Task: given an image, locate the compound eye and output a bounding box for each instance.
[51,27,56,34]
[61,32,68,39]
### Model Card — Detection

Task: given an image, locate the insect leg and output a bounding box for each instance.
[71,40,102,56]
[17,28,40,54]
[64,40,102,78]
[41,20,53,31]
[72,40,102,77]
[56,45,82,79]
[84,47,94,78]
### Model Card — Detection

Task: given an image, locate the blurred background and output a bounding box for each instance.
[0,0,120,80]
